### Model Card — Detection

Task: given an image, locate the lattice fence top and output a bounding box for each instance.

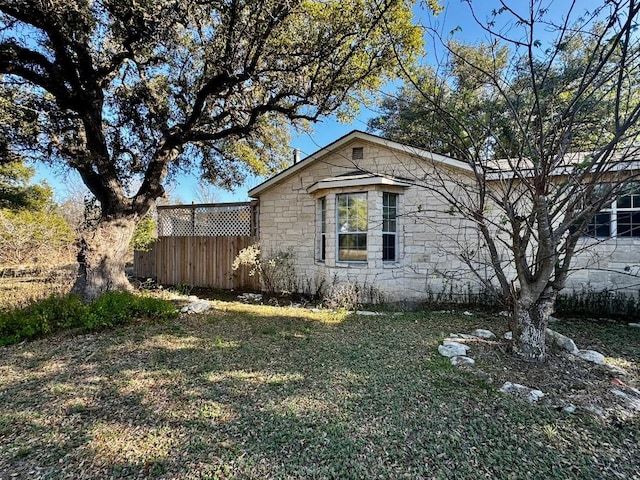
[158,202,257,237]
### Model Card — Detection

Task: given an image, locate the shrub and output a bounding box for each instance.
[233,244,297,295]
[0,207,74,266]
[556,287,640,322]
[131,216,157,252]
[323,280,385,311]
[0,292,177,346]
[0,294,86,345]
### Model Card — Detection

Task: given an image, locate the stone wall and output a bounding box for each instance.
[255,136,640,302]
[256,138,481,301]
[567,238,640,293]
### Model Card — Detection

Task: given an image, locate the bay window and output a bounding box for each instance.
[337,193,368,261]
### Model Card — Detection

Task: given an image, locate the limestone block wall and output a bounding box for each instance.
[566,238,640,293]
[255,138,482,301]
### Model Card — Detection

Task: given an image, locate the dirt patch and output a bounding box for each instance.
[453,319,639,420]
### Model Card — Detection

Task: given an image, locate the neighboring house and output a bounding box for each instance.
[248,130,640,301]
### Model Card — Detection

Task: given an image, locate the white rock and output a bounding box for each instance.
[562,404,577,414]
[629,322,640,328]
[499,381,545,403]
[356,310,384,316]
[463,311,474,316]
[545,328,579,354]
[448,333,475,339]
[585,405,605,417]
[238,293,263,302]
[498,310,511,317]
[438,342,470,357]
[451,355,475,366]
[180,300,211,314]
[605,364,629,376]
[573,349,605,365]
[611,389,640,411]
[503,331,513,340]
[470,329,496,340]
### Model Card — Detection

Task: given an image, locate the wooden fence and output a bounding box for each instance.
[134,235,259,290]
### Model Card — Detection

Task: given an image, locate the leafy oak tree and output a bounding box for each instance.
[0,0,426,300]
[372,0,640,361]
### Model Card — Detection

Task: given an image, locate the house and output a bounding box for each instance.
[249,130,487,301]
[140,130,640,299]
[248,130,640,301]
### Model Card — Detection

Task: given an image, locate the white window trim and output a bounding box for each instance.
[336,192,368,263]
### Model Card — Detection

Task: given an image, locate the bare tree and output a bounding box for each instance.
[373,0,640,361]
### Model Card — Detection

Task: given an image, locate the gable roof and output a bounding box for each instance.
[248,130,471,197]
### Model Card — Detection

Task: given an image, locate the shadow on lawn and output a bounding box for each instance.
[0,308,638,479]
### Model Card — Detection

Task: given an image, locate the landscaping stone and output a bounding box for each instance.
[498,381,545,403]
[605,364,629,376]
[562,404,577,414]
[545,328,579,354]
[451,355,475,366]
[629,323,640,328]
[611,389,640,411]
[463,311,474,316]
[470,328,496,340]
[438,341,470,357]
[356,310,385,316]
[181,300,212,314]
[585,405,605,417]
[574,349,605,365]
[238,293,263,303]
[448,333,475,340]
[503,331,513,340]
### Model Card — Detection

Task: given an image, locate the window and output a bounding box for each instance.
[584,183,640,238]
[337,193,368,261]
[383,193,397,261]
[616,187,640,237]
[319,197,326,261]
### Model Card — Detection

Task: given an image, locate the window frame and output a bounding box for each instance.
[583,183,640,238]
[318,197,326,261]
[336,192,368,262]
[382,192,398,261]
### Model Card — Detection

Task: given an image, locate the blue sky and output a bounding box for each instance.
[33,0,601,204]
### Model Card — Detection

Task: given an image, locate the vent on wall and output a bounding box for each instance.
[352,147,364,160]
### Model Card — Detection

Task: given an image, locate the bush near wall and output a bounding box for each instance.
[556,288,640,322]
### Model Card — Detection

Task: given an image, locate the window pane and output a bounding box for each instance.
[618,195,632,209]
[585,212,611,237]
[383,193,397,233]
[338,234,367,261]
[337,193,367,233]
[617,211,640,237]
[383,233,396,261]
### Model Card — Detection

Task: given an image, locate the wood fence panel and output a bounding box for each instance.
[133,248,156,279]
[134,236,258,290]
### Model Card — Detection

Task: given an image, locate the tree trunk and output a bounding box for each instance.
[512,293,556,362]
[72,215,137,302]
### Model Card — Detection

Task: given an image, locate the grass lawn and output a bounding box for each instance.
[0,301,638,479]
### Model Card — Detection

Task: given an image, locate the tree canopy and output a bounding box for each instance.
[0,0,427,299]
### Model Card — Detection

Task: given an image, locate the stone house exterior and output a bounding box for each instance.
[248,130,640,301]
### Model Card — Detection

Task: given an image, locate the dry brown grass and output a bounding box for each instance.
[0,265,76,311]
